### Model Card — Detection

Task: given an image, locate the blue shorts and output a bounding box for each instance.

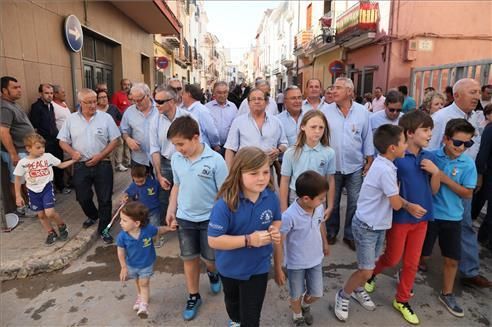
[1,151,27,183]
[28,182,55,212]
[127,264,154,279]
[148,209,161,227]
[287,263,323,299]
[352,217,386,270]
[177,218,215,261]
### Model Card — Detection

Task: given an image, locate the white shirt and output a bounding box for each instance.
[371,96,386,112]
[13,153,60,192]
[52,101,71,131]
[237,96,278,116]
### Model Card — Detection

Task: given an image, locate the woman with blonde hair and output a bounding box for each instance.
[422,91,445,115]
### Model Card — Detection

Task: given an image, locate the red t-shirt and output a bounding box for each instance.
[111,91,130,113]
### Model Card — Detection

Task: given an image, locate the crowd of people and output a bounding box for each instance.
[1,74,491,326]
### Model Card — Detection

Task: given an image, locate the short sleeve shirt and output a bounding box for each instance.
[208,189,282,280]
[0,99,34,152]
[116,224,158,268]
[13,153,60,192]
[125,177,161,212]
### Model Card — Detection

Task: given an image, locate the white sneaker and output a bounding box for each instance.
[137,302,148,318]
[351,289,376,311]
[117,164,128,172]
[334,289,350,321]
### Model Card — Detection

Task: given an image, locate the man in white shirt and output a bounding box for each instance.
[371,87,386,112]
[237,79,278,116]
[302,79,327,111]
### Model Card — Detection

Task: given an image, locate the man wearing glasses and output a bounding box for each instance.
[277,85,304,147]
[168,78,184,107]
[58,88,120,244]
[120,83,159,172]
[370,90,404,132]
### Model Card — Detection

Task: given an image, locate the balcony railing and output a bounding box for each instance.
[335,2,379,42]
[294,29,313,50]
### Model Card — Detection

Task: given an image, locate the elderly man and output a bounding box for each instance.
[324,86,334,105]
[0,76,36,216]
[303,79,327,111]
[182,84,220,151]
[52,85,72,132]
[58,88,120,244]
[371,86,386,113]
[370,90,404,131]
[168,78,184,106]
[237,79,278,116]
[277,85,304,147]
[205,81,237,154]
[321,77,374,250]
[120,83,159,170]
[427,78,492,288]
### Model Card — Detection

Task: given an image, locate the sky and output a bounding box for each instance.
[203,1,279,64]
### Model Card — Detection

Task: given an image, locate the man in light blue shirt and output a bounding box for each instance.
[302,79,328,112]
[321,77,374,250]
[120,83,159,168]
[370,90,403,131]
[277,86,304,147]
[182,84,220,151]
[58,88,120,244]
[238,79,278,116]
[205,81,237,153]
[427,78,491,288]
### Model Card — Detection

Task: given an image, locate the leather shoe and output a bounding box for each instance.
[343,238,356,251]
[327,236,337,245]
[82,218,97,229]
[461,275,492,288]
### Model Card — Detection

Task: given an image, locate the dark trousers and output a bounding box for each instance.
[472,173,492,244]
[158,157,173,219]
[220,273,268,327]
[46,139,65,190]
[73,161,113,233]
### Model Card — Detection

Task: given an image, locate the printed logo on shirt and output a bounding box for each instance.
[198,164,212,179]
[209,222,223,230]
[26,160,51,178]
[319,160,326,169]
[142,237,152,248]
[96,128,105,136]
[259,209,273,225]
[147,187,156,196]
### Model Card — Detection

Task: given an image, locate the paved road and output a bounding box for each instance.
[1,224,491,326]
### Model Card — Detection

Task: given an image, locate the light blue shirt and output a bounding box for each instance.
[224,112,288,152]
[432,148,477,221]
[120,104,159,166]
[370,110,402,131]
[428,102,481,160]
[280,201,324,269]
[205,100,238,145]
[354,155,399,230]
[321,102,374,174]
[186,101,220,147]
[277,110,304,146]
[402,96,416,113]
[281,143,336,191]
[302,98,327,112]
[172,144,228,222]
[237,96,278,116]
[57,110,120,162]
[148,108,195,159]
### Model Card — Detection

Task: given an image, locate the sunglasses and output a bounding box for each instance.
[171,86,183,91]
[388,108,402,113]
[451,139,474,148]
[154,98,173,105]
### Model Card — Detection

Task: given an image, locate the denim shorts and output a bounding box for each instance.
[177,218,215,261]
[28,182,55,212]
[352,217,386,270]
[287,263,323,299]
[148,209,161,227]
[127,264,154,279]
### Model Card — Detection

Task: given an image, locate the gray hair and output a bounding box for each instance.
[130,83,151,97]
[155,85,178,100]
[52,84,62,93]
[255,79,270,87]
[335,77,354,91]
[213,81,229,92]
[453,78,479,95]
[77,88,96,102]
[283,85,300,97]
[423,91,445,110]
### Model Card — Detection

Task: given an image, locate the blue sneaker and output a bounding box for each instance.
[208,271,222,294]
[228,320,241,327]
[182,296,202,321]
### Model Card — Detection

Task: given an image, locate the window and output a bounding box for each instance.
[323,0,332,14]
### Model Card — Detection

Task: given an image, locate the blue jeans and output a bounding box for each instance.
[287,263,323,299]
[326,169,363,241]
[459,198,480,278]
[352,217,386,270]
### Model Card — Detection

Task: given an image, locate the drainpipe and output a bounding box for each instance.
[385,0,396,91]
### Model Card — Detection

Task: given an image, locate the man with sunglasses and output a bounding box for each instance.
[427,78,491,289]
[370,90,404,132]
[169,78,184,106]
[120,83,159,172]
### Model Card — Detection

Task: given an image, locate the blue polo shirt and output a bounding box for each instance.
[208,188,282,280]
[432,148,477,221]
[393,150,435,224]
[281,143,336,191]
[125,177,160,213]
[172,144,228,222]
[116,224,158,268]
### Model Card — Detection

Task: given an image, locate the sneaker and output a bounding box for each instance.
[182,296,202,320]
[117,164,128,172]
[334,290,350,321]
[395,269,414,297]
[46,231,57,246]
[101,232,114,244]
[133,296,142,311]
[364,276,376,293]
[293,316,306,326]
[438,293,464,317]
[228,321,241,327]
[207,271,222,294]
[392,299,420,325]
[301,305,313,325]
[62,187,72,194]
[58,224,69,241]
[351,289,375,311]
[137,302,148,319]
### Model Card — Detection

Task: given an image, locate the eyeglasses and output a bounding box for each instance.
[451,139,474,148]
[81,100,97,106]
[249,97,266,102]
[388,108,402,113]
[171,86,183,91]
[154,98,173,105]
[132,94,147,103]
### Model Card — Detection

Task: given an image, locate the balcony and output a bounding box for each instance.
[335,2,380,46]
[281,53,295,68]
[161,35,180,49]
[294,29,313,51]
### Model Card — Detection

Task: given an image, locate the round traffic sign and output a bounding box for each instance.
[156,56,169,69]
[64,15,83,53]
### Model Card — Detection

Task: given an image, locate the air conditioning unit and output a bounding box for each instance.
[404,39,417,61]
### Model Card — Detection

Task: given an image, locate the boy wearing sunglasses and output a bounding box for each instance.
[420,118,477,318]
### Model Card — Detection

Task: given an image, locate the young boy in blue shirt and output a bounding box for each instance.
[334,124,427,322]
[277,170,330,326]
[165,116,228,321]
[421,118,477,318]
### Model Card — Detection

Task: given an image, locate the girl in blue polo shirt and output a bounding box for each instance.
[116,201,176,319]
[208,147,282,327]
[280,110,336,215]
